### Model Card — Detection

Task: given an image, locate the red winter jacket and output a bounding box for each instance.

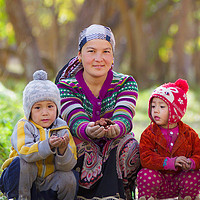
[139,121,200,173]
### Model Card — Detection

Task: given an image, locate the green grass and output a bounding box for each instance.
[0,82,24,166]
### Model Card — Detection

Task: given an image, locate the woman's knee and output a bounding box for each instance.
[117,135,140,177]
[118,135,140,162]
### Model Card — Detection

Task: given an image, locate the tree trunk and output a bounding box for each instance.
[172,0,191,80]
[6,0,44,81]
[133,0,147,88]
[193,1,200,86]
[62,0,102,66]
[117,0,147,88]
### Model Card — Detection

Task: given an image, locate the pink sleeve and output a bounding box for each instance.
[163,157,177,171]
[189,158,196,170]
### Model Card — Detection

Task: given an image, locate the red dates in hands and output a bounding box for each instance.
[94,118,115,129]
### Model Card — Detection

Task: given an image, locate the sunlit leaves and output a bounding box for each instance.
[168,23,178,36]
[158,37,173,63]
[197,37,200,51]
[39,11,52,28]
[56,0,84,23]
[26,4,36,16]
[185,40,195,54]
[25,0,84,29]
[0,0,15,44]
[43,0,53,7]
[184,37,200,54]
[172,0,181,3]
[42,0,84,24]
[58,6,75,24]
[193,9,200,20]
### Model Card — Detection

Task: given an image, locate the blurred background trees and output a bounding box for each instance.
[0,0,200,89]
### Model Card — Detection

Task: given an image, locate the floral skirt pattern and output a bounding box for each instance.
[74,133,141,200]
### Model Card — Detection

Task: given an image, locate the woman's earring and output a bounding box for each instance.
[79,58,82,63]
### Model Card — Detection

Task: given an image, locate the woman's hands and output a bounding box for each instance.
[104,124,120,138]
[49,133,69,155]
[86,122,105,139]
[175,156,192,171]
[86,119,120,139]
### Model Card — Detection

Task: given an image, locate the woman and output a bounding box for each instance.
[56,24,140,200]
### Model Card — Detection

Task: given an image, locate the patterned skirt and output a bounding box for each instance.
[73,133,141,200]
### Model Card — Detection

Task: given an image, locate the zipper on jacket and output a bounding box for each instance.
[41,128,49,178]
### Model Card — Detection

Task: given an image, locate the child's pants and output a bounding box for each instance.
[137,168,200,200]
[0,157,78,200]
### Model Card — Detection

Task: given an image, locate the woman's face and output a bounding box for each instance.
[78,39,114,79]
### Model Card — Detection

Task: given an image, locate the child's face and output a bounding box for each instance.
[31,100,57,128]
[151,97,169,128]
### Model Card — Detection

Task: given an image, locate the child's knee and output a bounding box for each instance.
[180,170,200,185]
[53,171,77,192]
[0,157,20,198]
[19,158,37,175]
[137,168,162,187]
[54,171,77,199]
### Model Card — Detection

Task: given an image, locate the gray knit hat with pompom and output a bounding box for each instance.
[23,70,60,119]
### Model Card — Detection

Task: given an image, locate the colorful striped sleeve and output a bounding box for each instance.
[57,80,91,141]
[111,75,138,137]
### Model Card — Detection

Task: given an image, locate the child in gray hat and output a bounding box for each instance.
[0,70,78,200]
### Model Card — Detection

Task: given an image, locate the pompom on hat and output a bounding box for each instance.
[78,24,115,52]
[23,70,60,119]
[148,79,189,124]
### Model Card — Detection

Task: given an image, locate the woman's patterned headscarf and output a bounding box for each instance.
[78,24,115,52]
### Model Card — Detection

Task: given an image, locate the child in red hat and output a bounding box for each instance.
[137,79,200,200]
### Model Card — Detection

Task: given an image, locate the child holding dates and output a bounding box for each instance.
[0,70,78,200]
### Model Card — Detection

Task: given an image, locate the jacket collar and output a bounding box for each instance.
[150,121,187,155]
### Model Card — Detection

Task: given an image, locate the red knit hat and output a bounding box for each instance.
[148,79,189,124]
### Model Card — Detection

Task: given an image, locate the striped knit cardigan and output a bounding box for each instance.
[57,68,138,142]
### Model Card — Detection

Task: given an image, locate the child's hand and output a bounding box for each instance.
[175,156,191,170]
[49,135,63,148]
[49,133,69,155]
[181,159,191,171]
[57,133,69,155]
[58,133,69,149]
